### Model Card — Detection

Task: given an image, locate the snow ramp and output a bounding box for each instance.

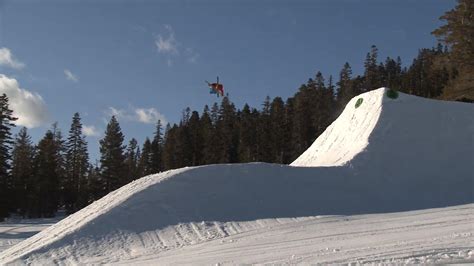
[292,87,474,168]
[1,88,473,264]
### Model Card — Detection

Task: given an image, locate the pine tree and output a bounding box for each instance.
[188,111,203,166]
[11,127,35,217]
[99,116,126,195]
[0,94,17,220]
[432,0,474,101]
[292,83,316,156]
[284,97,298,162]
[269,97,286,163]
[257,96,272,162]
[336,62,353,112]
[432,0,474,68]
[31,127,63,218]
[364,45,380,91]
[137,138,152,176]
[64,113,90,214]
[199,106,214,164]
[203,104,220,164]
[238,104,257,162]
[150,120,163,173]
[124,138,139,181]
[162,125,180,169]
[216,97,238,163]
[86,163,102,202]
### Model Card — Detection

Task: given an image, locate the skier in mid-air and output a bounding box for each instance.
[206,76,224,97]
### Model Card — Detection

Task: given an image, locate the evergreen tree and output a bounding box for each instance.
[0,94,17,220]
[125,138,139,181]
[0,94,17,219]
[433,0,474,68]
[86,162,102,202]
[188,111,203,166]
[203,104,220,164]
[432,0,474,101]
[312,72,326,133]
[216,97,239,163]
[269,97,286,163]
[383,57,403,90]
[238,104,257,162]
[336,63,354,112]
[257,96,272,162]
[11,127,35,217]
[284,97,298,162]
[162,125,180,169]
[64,113,90,214]
[150,120,163,173]
[292,83,316,156]
[99,116,126,195]
[199,106,217,165]
[137,138,152,176]
[364,45,380,91]
[31,127,64,218]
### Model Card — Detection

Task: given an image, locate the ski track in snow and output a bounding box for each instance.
[119,204,474,265]
[1,205,473,264]
[0,88,473,265]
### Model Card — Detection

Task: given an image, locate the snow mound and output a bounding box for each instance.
[1,88,473,264]
[291,87,474,168]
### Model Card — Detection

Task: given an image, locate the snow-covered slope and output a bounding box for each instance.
[1,88,473,264]
[292,88,474,168]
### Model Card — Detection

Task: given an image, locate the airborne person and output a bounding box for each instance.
[206,76,224,97]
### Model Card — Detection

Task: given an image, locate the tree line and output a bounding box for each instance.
[0,0,471,220]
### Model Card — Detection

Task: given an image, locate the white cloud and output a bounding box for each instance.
[0,48,25,70]
[155,25,179,55]
[0,74,49,128]
[108,107,128,119]
[64,69,79,82]
[154,25,199,66]
[83,125,101,137]
[107,106,167,125]
[135,108,167,124]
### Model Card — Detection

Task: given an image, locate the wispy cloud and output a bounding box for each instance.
[83,125,101,137]
[155,25,179,55]
[154,25,199,66]
[0,74,49,128]
[106,106,167,125]
[108,107,126,118]
[0,48,25,70]
[64,69,79,82]
[135,108,167,124]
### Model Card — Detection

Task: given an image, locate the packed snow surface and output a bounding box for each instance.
[0,218,60,253]
[0,88,473,264]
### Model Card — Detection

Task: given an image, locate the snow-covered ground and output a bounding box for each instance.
[0,88,472,264]
[1,205,472,264]
[0,218,60,253]
[121,204,474,265]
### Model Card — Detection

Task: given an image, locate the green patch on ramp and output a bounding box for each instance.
[387,89,399,99]
[355,98,363,108]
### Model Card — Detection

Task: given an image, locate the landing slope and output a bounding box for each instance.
[1,88,472,264]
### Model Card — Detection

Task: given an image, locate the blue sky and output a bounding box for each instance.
[0,0,455,161]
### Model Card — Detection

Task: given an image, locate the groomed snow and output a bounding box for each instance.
[119,204,474,265]
[1,88,473,264]
[0,218,60,253]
